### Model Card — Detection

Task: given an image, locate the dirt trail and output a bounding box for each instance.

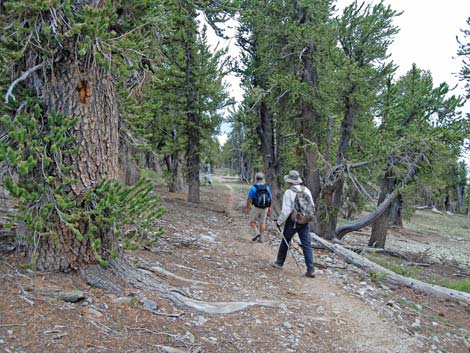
[152,175,421,352]
[3,175,450,353]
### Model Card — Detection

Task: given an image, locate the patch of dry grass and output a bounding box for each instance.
[405,210,470,240]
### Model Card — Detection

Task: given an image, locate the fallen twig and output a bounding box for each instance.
[0,323,27,327]
[19,295,34,306]
[146,309,185,318]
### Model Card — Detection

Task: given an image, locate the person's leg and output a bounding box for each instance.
[274,219,296,266]
[249,208,261,241]
[258,208,269,242]
[298,224,315,274]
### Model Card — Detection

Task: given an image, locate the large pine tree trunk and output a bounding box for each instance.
[164,129,185,193]
[370,169,396,248]
[455,183,465,214]
[186,111,200,204]
[299,44,322,210]
[388,194,403,227]
[34,60,120,272]
[258,102,282,213]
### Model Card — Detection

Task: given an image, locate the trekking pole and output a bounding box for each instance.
[274,221,302,272]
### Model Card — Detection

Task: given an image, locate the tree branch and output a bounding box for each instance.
[5,63,45,103]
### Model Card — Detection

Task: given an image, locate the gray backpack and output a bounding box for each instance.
[290,186,315,224]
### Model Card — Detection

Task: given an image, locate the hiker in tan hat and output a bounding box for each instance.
[272,170,316,277]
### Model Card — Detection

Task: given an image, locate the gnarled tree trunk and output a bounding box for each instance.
[35,60,120,272]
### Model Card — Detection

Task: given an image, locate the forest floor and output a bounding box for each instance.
[1,174,470,353]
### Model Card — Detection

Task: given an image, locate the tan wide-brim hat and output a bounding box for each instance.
[284,170,302,184]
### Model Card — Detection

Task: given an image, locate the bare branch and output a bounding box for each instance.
[5,63,45,103]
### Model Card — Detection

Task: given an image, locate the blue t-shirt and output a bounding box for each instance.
[248,182,273,200]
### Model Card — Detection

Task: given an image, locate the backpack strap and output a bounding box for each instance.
[290,185,304,193]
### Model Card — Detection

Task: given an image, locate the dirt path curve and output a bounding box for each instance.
[154,175,422,352]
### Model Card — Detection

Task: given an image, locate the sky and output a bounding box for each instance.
[208,1,470,156]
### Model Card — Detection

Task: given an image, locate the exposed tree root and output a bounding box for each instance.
[25,287,85,303]
[171,292,282,315]
[81,257,282,314]
[80,264,123,292]
[136,262,208,285]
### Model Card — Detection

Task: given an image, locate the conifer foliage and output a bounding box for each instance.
[0,1,167,271]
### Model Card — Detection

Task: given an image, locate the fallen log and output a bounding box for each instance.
[311,233,470,306]
[338,244,421,262]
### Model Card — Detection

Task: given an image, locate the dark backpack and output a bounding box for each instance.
[290,186,315,224]
[252,184,271,208]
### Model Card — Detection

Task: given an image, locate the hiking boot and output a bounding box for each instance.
[252,234,260,242]
[271,262,283,269]
[257,234,264,243]
[305,271,316,278]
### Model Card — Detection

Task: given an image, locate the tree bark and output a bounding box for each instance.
[388,193,403,227]
[164,154,179,193]
[184,36,200,204]
[186,117,200,203]
[258,101,282,214]
[34,58,120,271]
[326,94,358,238]
[455,183,465,215]
[119,140,140,186]
[370,164,397,248]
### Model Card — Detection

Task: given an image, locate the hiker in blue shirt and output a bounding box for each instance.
[243,172,272,243]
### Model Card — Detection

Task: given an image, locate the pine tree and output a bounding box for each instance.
[0,1,166,271]
[369,64,463,247]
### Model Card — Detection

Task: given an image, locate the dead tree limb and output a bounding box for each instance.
[312,233,470,306]
[5,63,45,103]
[339,243,414,262]
[336,190,398,239]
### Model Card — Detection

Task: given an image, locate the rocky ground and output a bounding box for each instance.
[0,175,469,353]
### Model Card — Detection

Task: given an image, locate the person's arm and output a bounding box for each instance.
[267,186,273,214]
[244,186,255,214]
[276,190,295,225]
[244,198,252,214]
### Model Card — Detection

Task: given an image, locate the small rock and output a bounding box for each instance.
[283,321,292,329]
[6,331,13,336]
[143,299,158,311]
[99,302,109,310]
[411,319,421,330]
[113,297,132,304]
[0,337,4,344]
[192,315,208,326]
